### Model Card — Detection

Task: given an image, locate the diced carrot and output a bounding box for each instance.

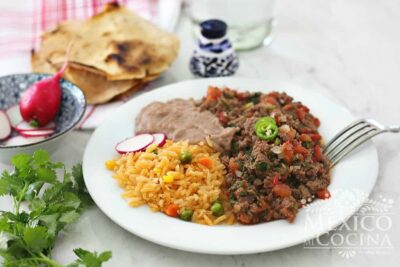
[316,188,331,199]
[273,184,292,197]
[294,145,308,155]
[300,134,312,142]
[309,134,321,141]
[314,145,323,161]
[165,204,179,217]
[282,141,294,163]
[198,157,213,169]
[207,86,222,101]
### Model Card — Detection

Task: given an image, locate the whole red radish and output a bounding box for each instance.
[19,62,67,127]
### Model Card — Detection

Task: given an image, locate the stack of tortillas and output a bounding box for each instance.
[31,3,179,104]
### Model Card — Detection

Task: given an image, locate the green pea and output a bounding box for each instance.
[211,202,224,216]
[179,151,192,164]
[179,209,193,221]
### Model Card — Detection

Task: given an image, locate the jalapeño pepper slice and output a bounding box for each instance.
[254,117,278,141]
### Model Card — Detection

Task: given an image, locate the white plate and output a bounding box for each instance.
[83,78,379,255]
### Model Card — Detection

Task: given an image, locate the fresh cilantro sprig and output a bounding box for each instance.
[0,150,111,267]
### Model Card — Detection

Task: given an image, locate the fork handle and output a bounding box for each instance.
[387,125,400,133]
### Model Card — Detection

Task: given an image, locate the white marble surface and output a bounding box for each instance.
[1,0,400,266]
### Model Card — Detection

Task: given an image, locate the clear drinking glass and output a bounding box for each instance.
[186,0,276,51]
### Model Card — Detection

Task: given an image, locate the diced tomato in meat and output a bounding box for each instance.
[314,145,323,161]
[217,111,228,125]
[299,128,314,134]
[273,174,279,186]
[273,184,292,197]
[236,92,247,101]
[207,86,222,100]
[301,105,310,112]
[228,158,239,173]
[261,95,278,105]
[313,117,321,127]
[283,104,293,111]
[300,134,312,142]
[296,107,307,121]
[316,188,331,199]
[267,92,280,97]
[287,129,297,140]
[309,133,321,141]
[294,145,308,155]
[282,141,294,163]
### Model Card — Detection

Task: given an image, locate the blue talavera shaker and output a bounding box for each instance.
[190,19,239,77]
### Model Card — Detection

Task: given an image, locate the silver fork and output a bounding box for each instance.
[324,119,399,167]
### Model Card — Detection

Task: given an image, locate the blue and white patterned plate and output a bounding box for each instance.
[0,73,86,149]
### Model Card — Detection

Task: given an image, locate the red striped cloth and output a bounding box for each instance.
[0,0,158,58]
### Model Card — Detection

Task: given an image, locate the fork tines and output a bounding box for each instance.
[324,119,381,167]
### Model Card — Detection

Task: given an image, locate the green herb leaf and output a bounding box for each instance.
[0,171,24,197]
[10,153,31,169]
[73,248,112,267]
[60,211,80,225]
[23,226,50,253]
[32,150,50,165]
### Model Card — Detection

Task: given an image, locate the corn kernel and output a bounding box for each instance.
[105,160,116,170]
[163,175,174,183]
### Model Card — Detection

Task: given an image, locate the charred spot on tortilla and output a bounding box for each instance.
[103,40,152,71]
[104,53,142,73]
[105,53,125,65]
[105,1,120,9]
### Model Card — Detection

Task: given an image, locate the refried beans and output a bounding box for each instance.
[135,99,238,151]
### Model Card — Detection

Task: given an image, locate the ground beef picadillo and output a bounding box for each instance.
[198,87,331,224]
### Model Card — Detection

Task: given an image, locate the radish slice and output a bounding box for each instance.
[0,110,12,141]
[4,136,46,146]
[15,121,56,132]
[19,129,55,138]
[6,104,23,127]
[152,133,167,147]
[115,134,154,154]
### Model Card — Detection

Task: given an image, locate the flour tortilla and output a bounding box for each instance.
[50,3,179,81]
